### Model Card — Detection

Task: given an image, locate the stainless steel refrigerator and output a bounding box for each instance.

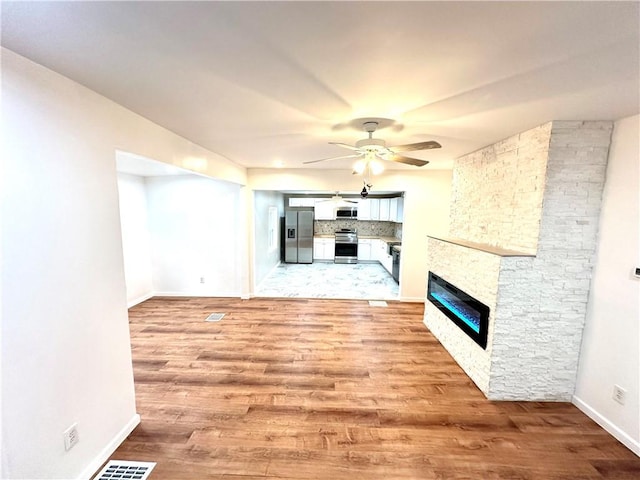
[284,208,314,263]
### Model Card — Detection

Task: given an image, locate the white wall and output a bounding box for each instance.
[117,173,154,307]
[574,114,640,455]
[1,49,246,479]
[253,190,284,287]
[146,175,243,297]
[248,168,452,300]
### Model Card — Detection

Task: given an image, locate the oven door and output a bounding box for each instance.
[334,242,358,264]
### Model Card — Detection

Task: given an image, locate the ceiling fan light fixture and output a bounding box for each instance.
[370,160,384,175]
[353,159,366,174]
[304,118,441,167]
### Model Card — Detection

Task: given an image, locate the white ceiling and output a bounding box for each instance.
[2,1,639,172]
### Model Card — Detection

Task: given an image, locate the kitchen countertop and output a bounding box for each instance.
[314,234,400,243]
[358,235,400,243]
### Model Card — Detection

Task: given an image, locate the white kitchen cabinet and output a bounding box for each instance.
[371,238,393,274]
[371,239,384,262]
[289,197,315,207]
[314,200,335,220]
[378,198,390,221]
[381,252,393,274]
[357,239,372,261]
[313,238,335,260]
[358,199,371,220]
[369,198,380,220]
[389,198,398,222]
[396,197,404,222]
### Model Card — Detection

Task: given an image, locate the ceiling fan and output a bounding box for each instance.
[304,121,441,167]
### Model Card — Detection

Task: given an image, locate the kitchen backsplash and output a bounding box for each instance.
[315,220,400,239]
[395,223,403,239]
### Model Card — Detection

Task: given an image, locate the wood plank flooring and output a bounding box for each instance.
[110,297,640,479]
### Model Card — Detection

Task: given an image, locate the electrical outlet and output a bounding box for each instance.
[200,277,205,284]
[613,385,627,405]
[63,423,79,451]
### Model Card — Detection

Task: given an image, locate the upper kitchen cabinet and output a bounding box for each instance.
[289,197,315,207]
[378,198,391,221]
[314,200,335,220]
[396,197,404,222]
[369,199,381,220]
[358,198,371,220]
[389,198,398,222]
[389,197,404,223]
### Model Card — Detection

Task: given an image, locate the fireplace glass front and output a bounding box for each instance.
[427,272,489,349]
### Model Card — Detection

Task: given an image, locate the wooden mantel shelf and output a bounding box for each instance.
[427,235,535,257]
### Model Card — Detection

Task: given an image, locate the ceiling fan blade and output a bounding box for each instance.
[385,153,429,167]
[303,153,362,164]
[390,140,441,152]
[328,142,360,151]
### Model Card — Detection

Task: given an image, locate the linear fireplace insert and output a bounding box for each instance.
[427,272,489,349]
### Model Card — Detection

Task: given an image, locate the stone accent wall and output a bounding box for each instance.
[449,123,551,254]
[425,121,613,401]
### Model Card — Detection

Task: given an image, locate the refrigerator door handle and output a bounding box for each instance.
[287,228,296,239]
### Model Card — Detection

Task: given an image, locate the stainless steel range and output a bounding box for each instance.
[334,228,358,264]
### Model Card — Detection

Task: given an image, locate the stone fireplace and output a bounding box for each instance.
[424,121,612,401]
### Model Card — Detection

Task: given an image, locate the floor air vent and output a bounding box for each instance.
[369,300,388,307]
[93,460,156,480]
[205,313,225,322]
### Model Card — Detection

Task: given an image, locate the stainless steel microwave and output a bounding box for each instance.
[335,206,357,219]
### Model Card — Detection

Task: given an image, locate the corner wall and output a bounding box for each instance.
[574,115,640,455]
[117,173,154,307]
[1,49,246,479]
[146,176,243,297]
[253,191,284,288]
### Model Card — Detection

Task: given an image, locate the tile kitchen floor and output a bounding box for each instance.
[256,261,399,300]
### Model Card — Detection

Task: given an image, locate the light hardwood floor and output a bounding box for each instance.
[109,297,640,479]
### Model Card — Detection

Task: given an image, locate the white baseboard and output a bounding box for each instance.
[127,292,153,308]
[572,395,640,456]
[398,296,424,303]
[79,413,141,480]
[153,291,242,298]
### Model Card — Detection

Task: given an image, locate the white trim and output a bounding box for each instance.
[398,296,424,303]
[572,395,640,456]
[79,413,141,480]
[127,292,153,308]
[152,291,243,298]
